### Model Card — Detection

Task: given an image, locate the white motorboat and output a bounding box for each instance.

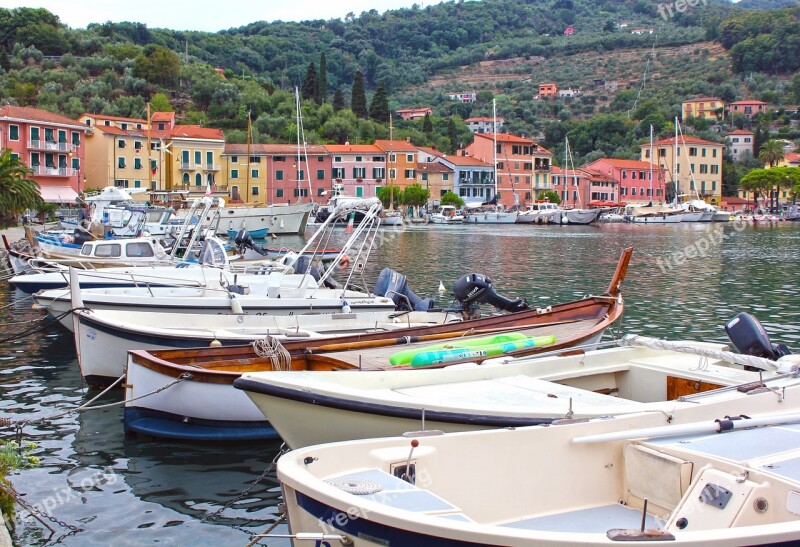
[276,369,800,546]
[464,205,519,224]
[235,321,793,448]
[516,202,562,224]
[219,202,313,237]
[624,204,685,224]
[428,205,464,224]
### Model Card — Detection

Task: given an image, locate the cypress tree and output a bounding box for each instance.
[301,62,317,101]
[422,112,433,133]
[447,117,458,154]
[317,53,327,105]
[0,48,9,72]
[332,88,345,112]
[369,81,390,123]
[351,70,368,119]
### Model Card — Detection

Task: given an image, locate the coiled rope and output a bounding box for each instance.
[251,335,291,371]
[324,477,382,495]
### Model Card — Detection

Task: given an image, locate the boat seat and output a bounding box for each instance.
[622,443,693,519]
[500,503,658,532]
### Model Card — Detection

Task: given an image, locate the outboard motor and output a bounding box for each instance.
[374,268,434,311]
[234,229,268,257]
[725,312,791,367]
[453,273,529,315]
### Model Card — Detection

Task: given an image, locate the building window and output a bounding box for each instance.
[251,169,259,179]
[9,125,19,140]
[711,165,719,174]
[406,154,414,163]
[701,148,706,157]
[276,170,284,181]
[356,186,363,197]
[373,167,385,179]
[118,157,126,168]
[118,140,126,148]
[194,151,201,164]
[622,171,627,179]
[355,156,362,162]
[332,167,344,179]
[316,169,325,180]
[276,188,284,198]
[134,158,142,170]
[252,187,259,196]
[317,188,326,196]
[389,168,397,180]
[194,173,202,186]
[231,156,238,163]
[182,173,190,184]
[700,164,708,174]
[443,174,449,181]
[712,149,717,158]
[274,156,285,162]
[353,167,366,179]
[134,180,141,188]
[404,169,415,179]
[230,169,239,179]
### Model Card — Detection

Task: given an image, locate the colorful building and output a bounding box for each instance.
[727,100,768,119]
[375,139,419,192]
[681,97,724,120]
[435,154,494,203]
[538,83,558,98]
[726,129,754,162]
[465,117,504,134]
[640,135,724,204]
[462,133,553,206]
[396,108,432,121]
[323,144,385,198]
[1,105,88,203]
[587,158,667,205]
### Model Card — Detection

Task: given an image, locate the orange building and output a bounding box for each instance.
[538,83,558,97]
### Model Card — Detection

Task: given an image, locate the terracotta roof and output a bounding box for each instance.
[151,112,175,122]
[475,132,533,144]
[374,139,417,152]
[727,129,754,135]
[438,154,493,167]
[465,117,504,123]
[324,144,382,154]
[395,108,431,114]
[418,162,452,173]
[170,125,224,140]
[729,100,768,105]
[683,97,723,103]
[594,158,664,170]
[648,136,724,147]
[785,152,800,163]
[0,105,85,128]
[416,146,444,158]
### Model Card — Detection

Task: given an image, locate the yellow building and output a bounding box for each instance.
[681,97,724,120]
[78,114,151,191]
[640,135,724,205]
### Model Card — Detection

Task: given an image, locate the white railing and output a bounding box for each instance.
[33,166,77,177]
[205,164,221,171]
[28,140,77,153]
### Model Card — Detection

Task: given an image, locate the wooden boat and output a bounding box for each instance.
[234,332,793,448]
[275,358,800,546]
[120,248,631,441]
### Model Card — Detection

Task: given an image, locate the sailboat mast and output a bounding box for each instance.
[649,125,653,202]
[389,114,394,211]
[295,87,302,202]
[673,116,679,204]
[246,111,251,203]
[493,99,498,202]
[564,136,568,206]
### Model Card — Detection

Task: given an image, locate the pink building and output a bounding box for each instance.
[261,144,331,204]
[0,105,88,203]
[551,166,591,208]
[586,158,666,204]
[324,144,385,198]
[727,100,768,119]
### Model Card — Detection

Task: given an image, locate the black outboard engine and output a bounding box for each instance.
[725,312,791,369]
[453,273,529,315]
[374,268,434,311]
[234,229,268,256]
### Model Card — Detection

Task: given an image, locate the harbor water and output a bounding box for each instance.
[2,221,799,545]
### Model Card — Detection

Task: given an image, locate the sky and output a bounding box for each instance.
[4,1,446,32]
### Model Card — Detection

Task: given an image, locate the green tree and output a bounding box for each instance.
[369,80,389,123]
[758,139,785,167]
[440,191,464,208]
[422,112,433,133]
[540,190,561,204]
[317,53,327,105]
[447,117,457,154]
[0,47,8,72]
[301,62,317,101]
[400,183,429,209]
[740,168,781,210]
[133,45,180,88]
[150,92,172,112]
[0,149,42,226]
[332,88,345,112]
[351,70,368,119]
[377,184,402,209]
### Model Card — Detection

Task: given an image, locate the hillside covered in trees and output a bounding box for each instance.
[0,0,798,194]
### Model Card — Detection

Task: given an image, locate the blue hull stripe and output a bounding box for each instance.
[123,407,278,442]
[233,378,553,428]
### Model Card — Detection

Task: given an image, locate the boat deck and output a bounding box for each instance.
[315,319,600,370]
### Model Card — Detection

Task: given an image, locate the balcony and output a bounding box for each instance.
[28,140,77,153]
[205,164,221,171]
[534,163,551,171]
[33,166,77,177]
[179,163,193,170]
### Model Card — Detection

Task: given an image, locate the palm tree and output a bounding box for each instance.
[758,139,785,168]
[0,149,42,227]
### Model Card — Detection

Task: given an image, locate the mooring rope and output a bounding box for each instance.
[251,336,291,371]
[621,334,784,371]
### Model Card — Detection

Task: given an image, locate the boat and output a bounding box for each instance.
[428,205,464,224]
[31,199,426,327]
[464,204,519,224]
[379,210,405,227]
[623,204,685,224]
[557,137,600,225]
[270,315,800,545]
[516,201,561,224]
[234,312,793,448]
[275,361,800,546]
[118,249,631,440]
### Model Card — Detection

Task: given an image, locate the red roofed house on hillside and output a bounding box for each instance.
[462,132,553,206]
[396,108,432,121]
[727,100,768,119]
[1,105,89,203]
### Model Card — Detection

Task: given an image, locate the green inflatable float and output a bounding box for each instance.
[389,332,557,367]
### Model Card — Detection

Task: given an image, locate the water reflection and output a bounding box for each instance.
[1,222,799,544]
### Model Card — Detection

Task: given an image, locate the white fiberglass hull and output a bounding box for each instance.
[629,213,685,224]
[218,202,313,235]
[466,212,518,224]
